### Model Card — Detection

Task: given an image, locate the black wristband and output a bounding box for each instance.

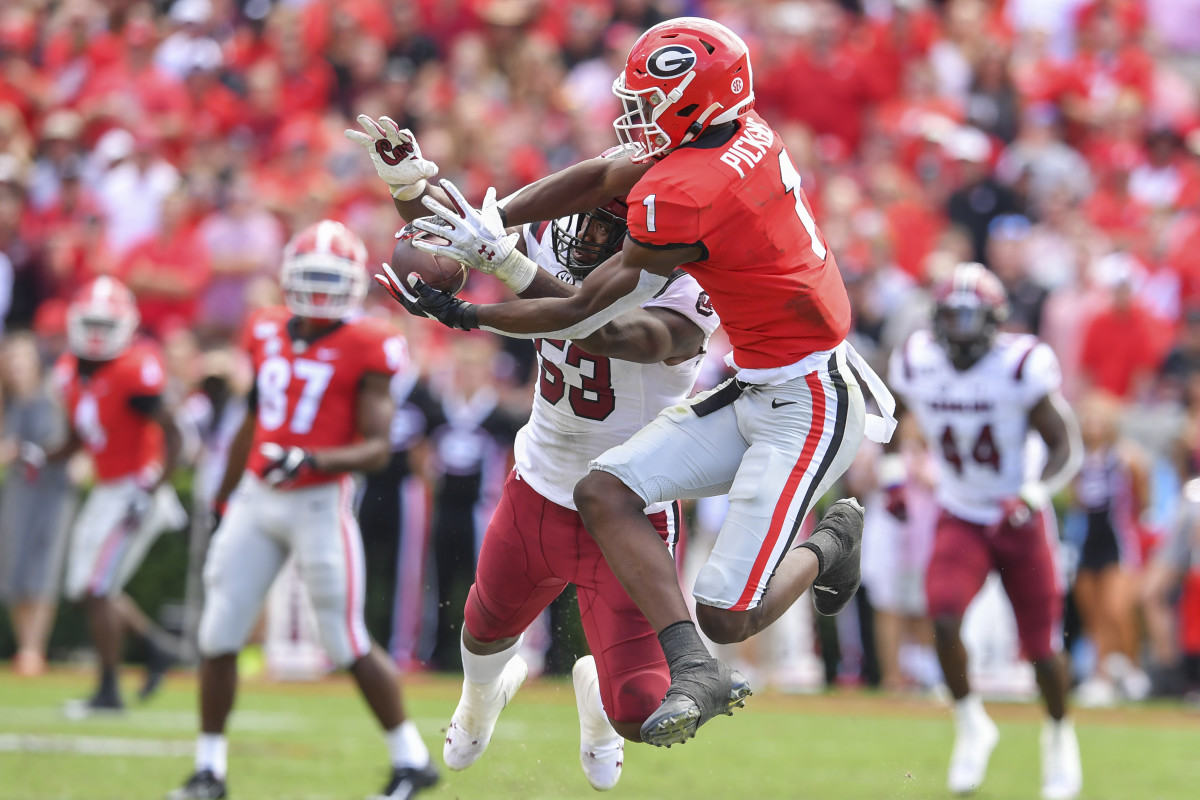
[460,304,480,330]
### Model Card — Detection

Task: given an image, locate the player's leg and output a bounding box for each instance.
[692,359,868,643]
[577,379,751,746]
[292,478,437,798]
[924,512,998,795]
[995,511,1080,800]
[168,485,287,800]
[569,507,678,789]
[449,471,571,769]
[62,483,134,711]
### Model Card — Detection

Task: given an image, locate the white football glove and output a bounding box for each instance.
[410,179,537,292]
[259,443,315,488]
[344,114,439,201]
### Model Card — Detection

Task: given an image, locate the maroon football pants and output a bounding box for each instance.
[926,508,1062,660]
[465,470,678,726]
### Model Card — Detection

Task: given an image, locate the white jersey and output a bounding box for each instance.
[514,223,721,512]
[888,330,1061,525]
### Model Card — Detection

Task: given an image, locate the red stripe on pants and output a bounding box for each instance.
[731,372,827,611]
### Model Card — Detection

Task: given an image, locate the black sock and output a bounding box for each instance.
[99,665,118,695]
[658,621,711,678]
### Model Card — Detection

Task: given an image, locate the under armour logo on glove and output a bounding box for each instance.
[478,245,496,261]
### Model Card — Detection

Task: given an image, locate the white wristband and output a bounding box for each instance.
[878,453,906,488]
[391,179,428,201]
[492,248,537,294]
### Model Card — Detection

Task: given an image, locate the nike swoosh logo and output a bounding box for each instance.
[813,585,838,594]
[771,399,797,408]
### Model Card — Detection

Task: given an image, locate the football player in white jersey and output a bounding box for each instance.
[347,117,719,790]
[887,263,1083,800]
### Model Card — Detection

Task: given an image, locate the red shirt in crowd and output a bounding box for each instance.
[1079,302,1169,398]
[120,227,212,337]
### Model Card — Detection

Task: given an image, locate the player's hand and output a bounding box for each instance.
[208,499,227,536]
[373,263,480,330]
[410,180,521,275]
[259,443,315,488]
[123,488,154,530]
[344,114,439,201]
[17,441,45,482]
[998,496,1033,529]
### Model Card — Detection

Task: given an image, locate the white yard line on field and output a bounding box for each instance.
[0,733,192,758]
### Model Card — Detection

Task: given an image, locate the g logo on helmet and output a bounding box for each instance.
[646,44,698,79]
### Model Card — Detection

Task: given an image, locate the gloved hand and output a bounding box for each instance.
[878,453,907,521]
[409,180,536,292]
[344,114,439,201]
[374,264,480,330]
[259,443,315,488]
[17,441,46,482]
[209,498,228,537]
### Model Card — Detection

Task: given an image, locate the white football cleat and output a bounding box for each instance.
[1040,718,1082,800]
[573,655,624,791]
[947,698,1000,795]
[443,655,528,771]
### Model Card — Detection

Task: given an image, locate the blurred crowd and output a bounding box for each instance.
[2,0,1200,704]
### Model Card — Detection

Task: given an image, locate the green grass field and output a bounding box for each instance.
[0,669,1197,800]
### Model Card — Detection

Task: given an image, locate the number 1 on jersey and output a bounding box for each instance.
[643,194,657,233]
[778,151,827,261]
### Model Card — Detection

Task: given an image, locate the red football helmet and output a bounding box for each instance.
[932,262,1010,369]
[67,276,140,361]
[612,17,754,162]
[281,220,368,319]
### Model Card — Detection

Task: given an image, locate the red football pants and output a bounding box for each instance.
[926,508,1062,660]
[465,470,677,726]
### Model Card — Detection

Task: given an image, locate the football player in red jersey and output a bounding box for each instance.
[32,276,186,715]
[375,17,896,746]
[169,222,438,800]
[348,120,720,787]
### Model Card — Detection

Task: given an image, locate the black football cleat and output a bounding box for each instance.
[807,498,865,616]
[63,687,125,720]
[370,763,440,800]
[166,770,227,800]
[140,637,179,702]
[639,658,752,747]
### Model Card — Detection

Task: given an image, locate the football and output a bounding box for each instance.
[390,223,469,296]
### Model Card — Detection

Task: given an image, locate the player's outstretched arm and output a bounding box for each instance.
[500,153,652,227]
[477,241,701,340]
[149,400,184,487]
[308,372,393,474]
[1027,390,1083,503]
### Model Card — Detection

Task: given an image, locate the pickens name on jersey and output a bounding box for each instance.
[888,330,1061,526]
[515,222,721,511]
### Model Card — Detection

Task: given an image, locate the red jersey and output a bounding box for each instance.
[242,307,407,488]
[626,112,850,370]
[55,343,167,482]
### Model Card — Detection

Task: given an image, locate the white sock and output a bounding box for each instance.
[196,734,228,779]
[954,694,986,724]
[578,669,619,745]
[461,632,522,685]
[386,720,430,769]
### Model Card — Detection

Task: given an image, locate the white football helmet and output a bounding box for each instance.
[66,276,139,361]
[281,220,369,319]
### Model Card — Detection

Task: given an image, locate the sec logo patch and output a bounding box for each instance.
[646,45,697,79]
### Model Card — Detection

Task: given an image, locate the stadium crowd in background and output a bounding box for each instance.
[2,0,1200,706]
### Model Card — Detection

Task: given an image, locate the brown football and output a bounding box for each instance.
[390,228,469,296]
